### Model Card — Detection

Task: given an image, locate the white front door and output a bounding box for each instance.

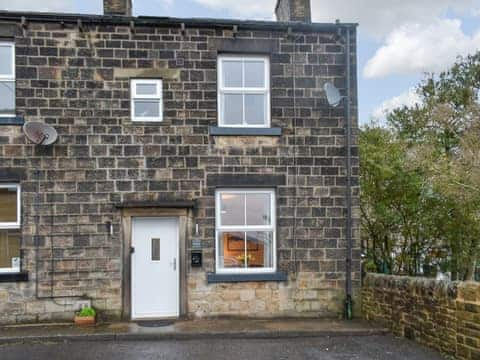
[131,217,179,319]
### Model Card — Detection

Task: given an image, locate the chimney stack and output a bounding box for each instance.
[103,0,132,16]
[275,0,311,23]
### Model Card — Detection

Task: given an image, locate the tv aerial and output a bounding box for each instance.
[23,122,58,146]
[324,82,344,107]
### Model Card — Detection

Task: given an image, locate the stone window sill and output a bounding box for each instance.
[0,116,24,126]
[207,272,287,284]
[0,272,29,283]
[209,126,282,136]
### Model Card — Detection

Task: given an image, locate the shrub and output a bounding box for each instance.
[77,307,96,318]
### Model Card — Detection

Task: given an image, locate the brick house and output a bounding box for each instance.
[0,0,359,323]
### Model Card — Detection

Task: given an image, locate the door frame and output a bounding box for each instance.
[121,208,188,320]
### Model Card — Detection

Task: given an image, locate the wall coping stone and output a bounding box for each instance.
[207,272,288,283]
[209,126,282,136]
[114,200,196,209]
[0,116,24,126]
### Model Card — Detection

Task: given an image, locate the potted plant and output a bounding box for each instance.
[74,306,96,326]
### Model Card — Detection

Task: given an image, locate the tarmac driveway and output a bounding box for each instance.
[0,335,443,360]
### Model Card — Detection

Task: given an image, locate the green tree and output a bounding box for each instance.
[361,52,480,280]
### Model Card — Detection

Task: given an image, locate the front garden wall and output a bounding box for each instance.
[362,273,480,359]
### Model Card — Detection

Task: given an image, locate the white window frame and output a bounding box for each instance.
[215,189,276,274]
[0,42,15,117]
[217,55,270,128]
[0,183,21,273]
[130,79,163,122]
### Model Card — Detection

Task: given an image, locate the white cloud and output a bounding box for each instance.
[193,0,276,20]
[310,0,479,38]
[192,0,479,37]
[0,0,75,12]
[155,0,174,7]
[364,19,480,78]
[372,88,422,120]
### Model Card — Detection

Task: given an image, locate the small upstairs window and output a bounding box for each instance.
[131,79,163,122]
[218,55,270,127]
[0,42,15,117]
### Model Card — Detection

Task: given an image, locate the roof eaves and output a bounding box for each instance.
[0,10,358,32]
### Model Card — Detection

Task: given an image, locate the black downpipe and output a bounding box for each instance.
[344,27,353,320]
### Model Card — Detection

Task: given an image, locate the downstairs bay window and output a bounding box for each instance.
[215,189,276,273]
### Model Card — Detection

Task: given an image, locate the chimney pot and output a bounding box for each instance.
[275,0,312,23]
[103,0,132,16]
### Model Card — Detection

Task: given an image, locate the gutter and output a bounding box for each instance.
[0,10,357,33]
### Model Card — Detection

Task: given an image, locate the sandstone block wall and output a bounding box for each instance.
[362,273,480,359]
[0,15,358,323]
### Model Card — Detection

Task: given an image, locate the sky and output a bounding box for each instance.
[0,0,479,125]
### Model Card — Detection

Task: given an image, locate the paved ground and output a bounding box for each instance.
[0,336,443,360]
[0,319,388,343]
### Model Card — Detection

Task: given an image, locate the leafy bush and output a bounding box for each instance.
[77,307,96,318]
[361,52,480,281]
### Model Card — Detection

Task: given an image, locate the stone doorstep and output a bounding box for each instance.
[0,319,389,344]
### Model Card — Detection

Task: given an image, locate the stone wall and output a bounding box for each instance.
[362,273,480,359]
[0,15,359,323]
[188,272,346,317]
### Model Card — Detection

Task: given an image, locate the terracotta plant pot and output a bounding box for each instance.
[74,315,96,326]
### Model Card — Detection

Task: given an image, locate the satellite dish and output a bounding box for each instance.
[23,122,58,146]
[324,82,343,107]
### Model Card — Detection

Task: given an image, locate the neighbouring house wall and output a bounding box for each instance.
[0,18,359,323]
[362,273,480,360]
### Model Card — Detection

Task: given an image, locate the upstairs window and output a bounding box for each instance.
[0,42,15,117]
[131,79,163,122]
[215,189,276,273]
[0,184,21,273]
[218,55,270,127]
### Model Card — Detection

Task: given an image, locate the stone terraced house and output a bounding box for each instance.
[0,0,359,323]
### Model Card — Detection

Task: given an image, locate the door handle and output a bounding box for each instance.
[171,257,177,271]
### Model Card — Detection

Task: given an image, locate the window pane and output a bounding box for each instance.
[246,192,271,226]
[218,231,245,269]
[222,60,242,87]
[220,193,245,226]
[246,231,273,268]
[134,100,160,118]
[0,81,15,114]
[244,94,265,126]
[0,45,13,76]
[136,83,157,96]
[222,94,243,126]
[244,61,265,88]
[0,230,20,269]
[0,187,17,223]
[151,238,160,261]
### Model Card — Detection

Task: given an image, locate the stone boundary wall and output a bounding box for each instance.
[362,273,480,359]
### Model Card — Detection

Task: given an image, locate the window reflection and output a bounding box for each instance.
[0,230,20,269]
[220,193,245,226]
[218,231,273,269]
[246,232,273,268]
[219,231,244,268]
[0,187,17,223]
